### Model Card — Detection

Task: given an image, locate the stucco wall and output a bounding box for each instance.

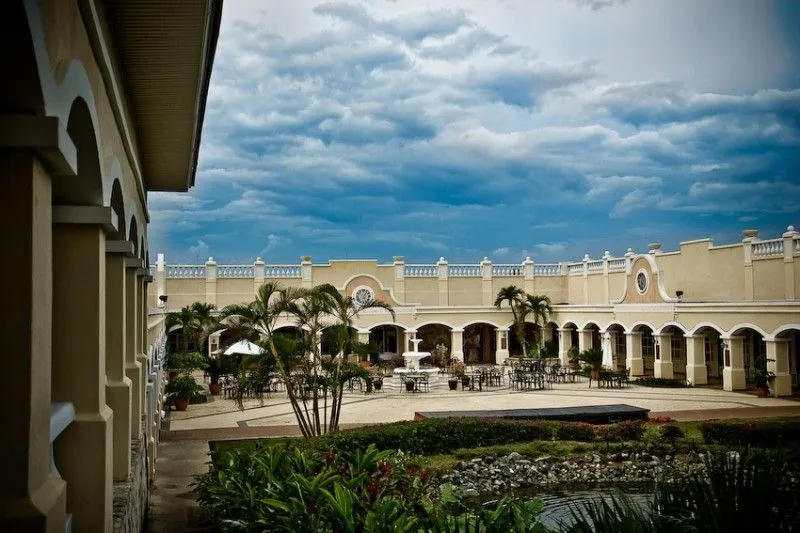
[753,259,785,300]
[449,278,482,306]
[404,278,439,306]
[164,279,204,309]
[216,279,254,307]
[534,276,566,304]
[658,242,744,302]
[586,274,605,304]
[608,272,625,302]
[567,276,583,304]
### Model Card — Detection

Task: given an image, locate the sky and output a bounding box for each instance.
[148,0,800,265]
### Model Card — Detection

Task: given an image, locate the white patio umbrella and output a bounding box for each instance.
[223,339,264,356]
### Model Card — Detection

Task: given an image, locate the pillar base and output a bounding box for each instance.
[56,407,113,532]
[627,357,644,376]
[686,364,708,385]
[496,349,509,362]
[771,373,792,397]
[450,350,464,362]
[106,378,133,481]
[0,475,67,533]
[653,360,674,380]
[722,367,746,391]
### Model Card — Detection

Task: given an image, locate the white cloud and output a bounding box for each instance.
[585,175,662,198]
[189,240,211,259]
[535,242,568,255]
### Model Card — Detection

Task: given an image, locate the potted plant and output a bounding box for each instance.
[434,337,450,367]
[567,346,580,370]
[752,367,771,398]
[578,346,604,380]
[449,361,467,389]
[166,375,201,411]
[169,351,208,377]
[206,356,232,395]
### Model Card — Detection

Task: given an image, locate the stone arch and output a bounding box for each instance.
[774,326,800,394]
[54,97,103,206]
[653,321,687,336]
[508,322,540,356]
[687,322,726,336]
[369,323,403,358]
[129,216,139,257]
[771,324,800,339]
[660,324,688,377]
[726,325,766,383]
[417,322,452,361]
[628,322,656,376]
[463,322,497,364]
[727,323,769,339]
[626,321,658,334]
[109,179,126,239]
[139,236,145,260]
[604,323,627,371]
[690,324,725,381]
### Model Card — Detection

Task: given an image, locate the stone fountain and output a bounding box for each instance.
[402,338,430,372]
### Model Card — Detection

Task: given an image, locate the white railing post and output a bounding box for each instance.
[254,256,265,294]
[783,225,798,300]
[437,257,448,306]
[205,257,217,305]
[742,229,757,301]
[301,256,313,288]
[523,256,534,293]
[393,256,405,302]
[481,257,492,306]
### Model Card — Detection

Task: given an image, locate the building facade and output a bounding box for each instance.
[152,228,800,398]
[2,1,221,531]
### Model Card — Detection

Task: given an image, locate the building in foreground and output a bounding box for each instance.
[2,1,221,531]
[152,227,800,397]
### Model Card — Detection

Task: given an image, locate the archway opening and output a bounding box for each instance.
[632,324,656,377]
[417,323,452,366]
[661,325,687,377]
[606,324,627,371]
[508,322,540,356]
[540,322,560,358]
[582,322,602,350]
[55,97,103,206]
[776,328,800,392]
[729,327,765,386]
[694,326,724,384]
[463,323,497,364]
[369,324,402,360]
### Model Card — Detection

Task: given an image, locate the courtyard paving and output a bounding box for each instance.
[169,379,799,433]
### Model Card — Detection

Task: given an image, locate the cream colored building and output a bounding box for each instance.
[2,1,221,531]
[153,228,800,398]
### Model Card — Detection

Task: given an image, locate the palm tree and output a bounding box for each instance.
[522,294,552,348]
[166,305,201,352]
[495,286,526,355]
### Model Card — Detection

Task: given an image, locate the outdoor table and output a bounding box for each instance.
[462,372,483,391]
[404,374,428,392]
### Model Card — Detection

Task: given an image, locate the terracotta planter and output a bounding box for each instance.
[174,398,189,411]
[209,382,221,396]
[448,380,458,390]
[755,387,769,398]
[373,379,383,391]
[168,370,178,382]
[405,380,415,392]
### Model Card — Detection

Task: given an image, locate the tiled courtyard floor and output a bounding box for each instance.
[147,381,799,532]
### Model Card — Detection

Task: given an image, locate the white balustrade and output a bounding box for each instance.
[492,264,524,276]
[795,237,800,254]
[264,265,302,278]
[166,265,205,278]
[534,263,560,276]
[217,265,255,278]
[448,264,481,277]
[586,260,604,273]
[608,258,626,270]
[752,239,784,258]
[404,264,437,277]
[567,263,583,275]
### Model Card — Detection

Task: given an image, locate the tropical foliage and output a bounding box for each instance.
[166,301,219,354]
[494,286,552,356]
[220,281,394,436]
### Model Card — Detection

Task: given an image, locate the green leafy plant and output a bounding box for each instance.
[168,351,208,375]
[165,375,202,401]
[578,347,604,372]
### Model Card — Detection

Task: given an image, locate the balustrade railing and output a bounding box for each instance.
[534,263,560,276]
[448,264,481,277]
[166,265,205,278]
[608,258,626,270]
[586,260,604,273]
[794,237,800,254]
[404,264,437,277]
[264,265,302,278]
[492,264,524,276]
[752,239,783,258]
[217,265,254,278]
[567,263,583,275]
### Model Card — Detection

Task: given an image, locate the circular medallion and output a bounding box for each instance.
[635,269,649,294]
[353,286,375,306]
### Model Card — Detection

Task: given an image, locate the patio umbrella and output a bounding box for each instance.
[223,339,264,356]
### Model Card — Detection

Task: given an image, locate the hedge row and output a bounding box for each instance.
[309,418,646,455]
[700,418,800,447]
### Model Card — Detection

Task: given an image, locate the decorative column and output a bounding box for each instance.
[496,327,510,360]
[602,251,611,303]
[51,206,115,532]
[581,254,590,304]
[155,252,167,305]
[600,330,614,368]
[393,256,406,303]
[653,333,674,379]
[625,331,644,376]
[125,259,144,440]
[577,328,593,352]
[783,226,797,300]
[253,256,265,294]
[684,334,708,385]
[742,229,757,301]
[205,256,217,305]
[450,329,464,362]
[523,256,535,294]
[437,257,449,306]
[541,324,554,348]
[481,258,493,306]
[1,148,67,531]
[766,337,792,397]
[721,335,746,391]
[557,328,573,366]
[105,240,133,481]
[301,256,313,289]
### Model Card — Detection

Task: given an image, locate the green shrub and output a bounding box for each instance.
[554,422,597,442]
[598,421,645,443]
[700,418,800,447]
[197,443,548,532]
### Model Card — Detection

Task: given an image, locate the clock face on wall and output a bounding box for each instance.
[636,270,648,294]
[354,287,374,306]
